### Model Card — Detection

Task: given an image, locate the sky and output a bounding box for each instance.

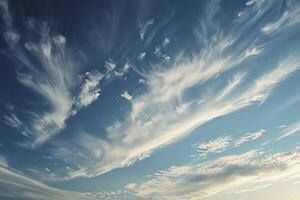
[0,0,300,199]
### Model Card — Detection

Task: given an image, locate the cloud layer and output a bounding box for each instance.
[48,0,300,179]
[127,147,300,200]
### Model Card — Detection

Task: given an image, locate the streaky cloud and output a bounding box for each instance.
[277,120,300,140]
[127,147,300,200]
[197,129,266,158]
[138,18,154,41]
[0,1,107,148]
[0,165,92,200]
[2,113,23,128]
[49,0,300,178]
[75,70,104,109]
[261,5,300,35]
[0,155,8,168]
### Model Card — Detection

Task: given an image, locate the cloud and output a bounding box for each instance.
[0,165,92,200]
[153,46,161,56]
[0,1,107,148]
[75,70,104,109]
[15,32,76,147]
[0,155,8,167]
[197,130,265,157]
[125,183,137,190]
[48,0,300,178]
[261,6,300,35]
[2,113,23,128]
[138,52,146,60]
[138,79,146,84]
[215,73,246,101]
[162,37,170,47]
[277,120,300,140]
[244,46,264,58]
[59,41,298,179]
[245,0,257,6]
[233,130,265,146]
[128,147,300,199]
[153,37,172,61]
[198,136,232,154]
[0,1,80,148]
[138,18,154,41]
[120,91,133,101]
[162,54,171,62]
[104,58,116,72]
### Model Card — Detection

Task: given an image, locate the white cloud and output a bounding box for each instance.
[197,136,232,155]
[138,79,146,84]
[104,58,116,72]
[244,46,264,58]
[197,130,265,157]
[138,52,146,60]
[56,45,299,179]
[128,147,300,200]
[233,130,265,146]
[153,46,161,57]
[262,11,290,34]
[261,7,300,34]
[120,91,133,101]
[138,18,154,41]
[162,37,170,47]
[49,0,300,178]
[0,1,108,148]
[0,165,92,200]
[0,155,8,168]
[125,183,137,190]
[162,54,171,62]
[0,4,81,148]
[215,73,246,101]
[278,124,287,129]
[113,62,132,78]
[2,113,22,128]
[14,31,76,148]
[277,120,300,140]
[76,70,104,109]
[245,0,257,6]
[123,62,131,73]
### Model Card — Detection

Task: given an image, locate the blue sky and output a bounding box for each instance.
[1,0,300,199]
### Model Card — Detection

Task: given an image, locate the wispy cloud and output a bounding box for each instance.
[14,31,76,147]
[261,6,300,34]
[2,113,22,128]
[138,52,146,60]
[0,1,106,148]
[0,155,8,167]
[127,147,300,200]
[49,0,300,178]
[0,2,79,148]
[138,18,154,41]
[277,120,300,140]
[197,129,265,157]
[162,37,170,47]
[104,58,116,72]
[75,70,104,109]
[120,90,133,101]
[0,165,92,200]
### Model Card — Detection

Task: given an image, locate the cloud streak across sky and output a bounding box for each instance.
[127,147,300,200]
[51,0,300,179]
